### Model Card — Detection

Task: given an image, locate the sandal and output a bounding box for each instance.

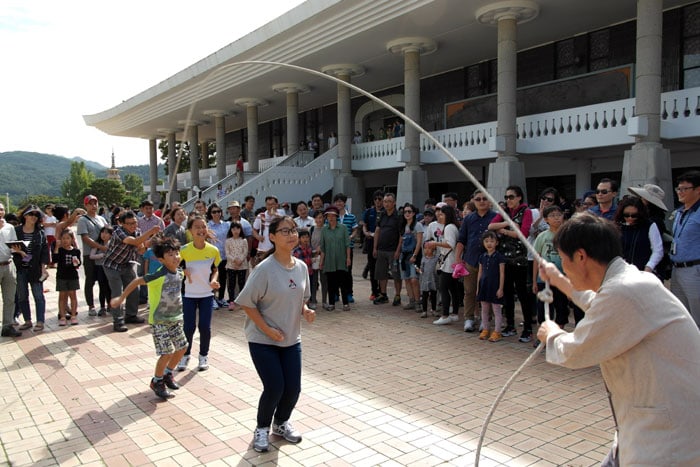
[33,322,44,332]
[18,322,33,330]
[58,318,67,326]
[70,316,78,325]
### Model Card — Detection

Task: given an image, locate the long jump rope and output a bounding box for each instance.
[168,60,555,465]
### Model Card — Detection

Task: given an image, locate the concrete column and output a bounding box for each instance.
[148,138,158,202]
[575,158,592,198]
[621,0,672,210]
[322,64,365,207]
[207,112,228,181]
[201,141,209,169]
[273,83,310,156]
[476,1,539,199]
[179,120,201,193]
[235,98,267,173]
[387,37,437,207]
[166,131,178,204]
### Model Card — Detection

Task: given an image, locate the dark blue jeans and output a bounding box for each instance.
[183,295,214,357]
[249,342,302,428]
[16,268,45,323]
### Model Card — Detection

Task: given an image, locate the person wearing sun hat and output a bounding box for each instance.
[319,206,351,311]
[627,183,673,281]
[627,184,668,212]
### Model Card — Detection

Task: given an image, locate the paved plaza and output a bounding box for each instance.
[1,253,613,466]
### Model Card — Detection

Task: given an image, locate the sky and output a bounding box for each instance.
[0,0,306,168]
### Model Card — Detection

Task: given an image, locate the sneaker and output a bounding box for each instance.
[177,355,190,371]
[324,304,335,311]
[433,316,452,325]
[519,331,532,343]
[124,315,145,324]
[272,421,302,443]
[58,318,67,327]
[347,294,354,304]
[1,326,21,337]
[502,326,517,337]
[342,304,350,311]
[33,322,44,332]
[479,329,490,340]
[97,308,107,317]
[449,314,459,322]
[420,311,428,318]
[488,331,503,342]
[373,294,389,305]
[150,379,174,400]
[392,295,401,306]
[88,308,97,316]
[403,300,416,310]
[198,355,209,371]
[253,427,270,452]
[163,373,180,390]
[70,316,78,325]
[18,322,33,330]
[464,319,475,332]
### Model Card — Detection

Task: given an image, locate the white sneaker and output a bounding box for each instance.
[253,427,269,452]
[198,355,209,371]
[176,355,190,371]
[272,420,302,443]
[463,319,475,332]
[433,316,452,325]
[449,314,459,322]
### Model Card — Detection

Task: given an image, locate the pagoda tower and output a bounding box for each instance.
[106,150,121,182]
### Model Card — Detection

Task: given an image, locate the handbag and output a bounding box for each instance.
[497,207,528,267]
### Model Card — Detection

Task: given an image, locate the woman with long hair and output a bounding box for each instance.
[206,202,230,308]
[488,185,534,342]
[428,204,460,325]
[234,215,315,453]
[614,196,663,274]
[398,203,423,311]
[12,205,49,331]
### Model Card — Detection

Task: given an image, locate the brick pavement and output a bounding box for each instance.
[0,252,613,466]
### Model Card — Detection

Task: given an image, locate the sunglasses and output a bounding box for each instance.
[473,197,487,202]
[541,196,555,202]
[596,189,611,195]
[623,213,639,219]
[504,195,517,200]
[404,210,413,214]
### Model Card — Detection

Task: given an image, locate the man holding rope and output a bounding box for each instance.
[536,213,700,466]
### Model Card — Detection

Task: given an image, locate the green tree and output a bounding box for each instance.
[88,179,126,209]
[61,161,96,206]
[123,173,145,199]
[159,140,191,175]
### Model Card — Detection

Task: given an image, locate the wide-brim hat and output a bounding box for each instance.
[627,184,668,211]
[227,200,241,208]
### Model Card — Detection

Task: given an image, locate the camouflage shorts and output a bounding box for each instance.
[152,322,188,356]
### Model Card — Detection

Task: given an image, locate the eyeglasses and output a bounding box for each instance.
[504,195,517,200]
[211,210,222,214]
[596,189,611,195]
[404,210,413,214]
[276,228,298,236]
[541,196,555,202]
[623,213,639,219]
[675,186,695,193]
[546,212,564,218]
[473,197,487,202]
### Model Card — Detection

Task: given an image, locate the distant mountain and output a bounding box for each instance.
[0,151,164,204]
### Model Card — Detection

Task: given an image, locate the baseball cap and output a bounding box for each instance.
[84,195,98,205]
[435,202,447,209]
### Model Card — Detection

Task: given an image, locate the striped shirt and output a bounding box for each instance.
[339,211,358,237]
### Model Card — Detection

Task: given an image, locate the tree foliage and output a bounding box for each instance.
[123,173,144,197]
[159,140,217,176]
[88,179,126,209]
[61,161,96,206]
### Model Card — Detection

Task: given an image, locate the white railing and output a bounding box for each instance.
[216,148,336,207]
[171,87,699,208]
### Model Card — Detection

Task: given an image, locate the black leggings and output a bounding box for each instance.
[227,269,247,302]
[503,263,533,331]
[438,271,460,317]
[421,290,437,312]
